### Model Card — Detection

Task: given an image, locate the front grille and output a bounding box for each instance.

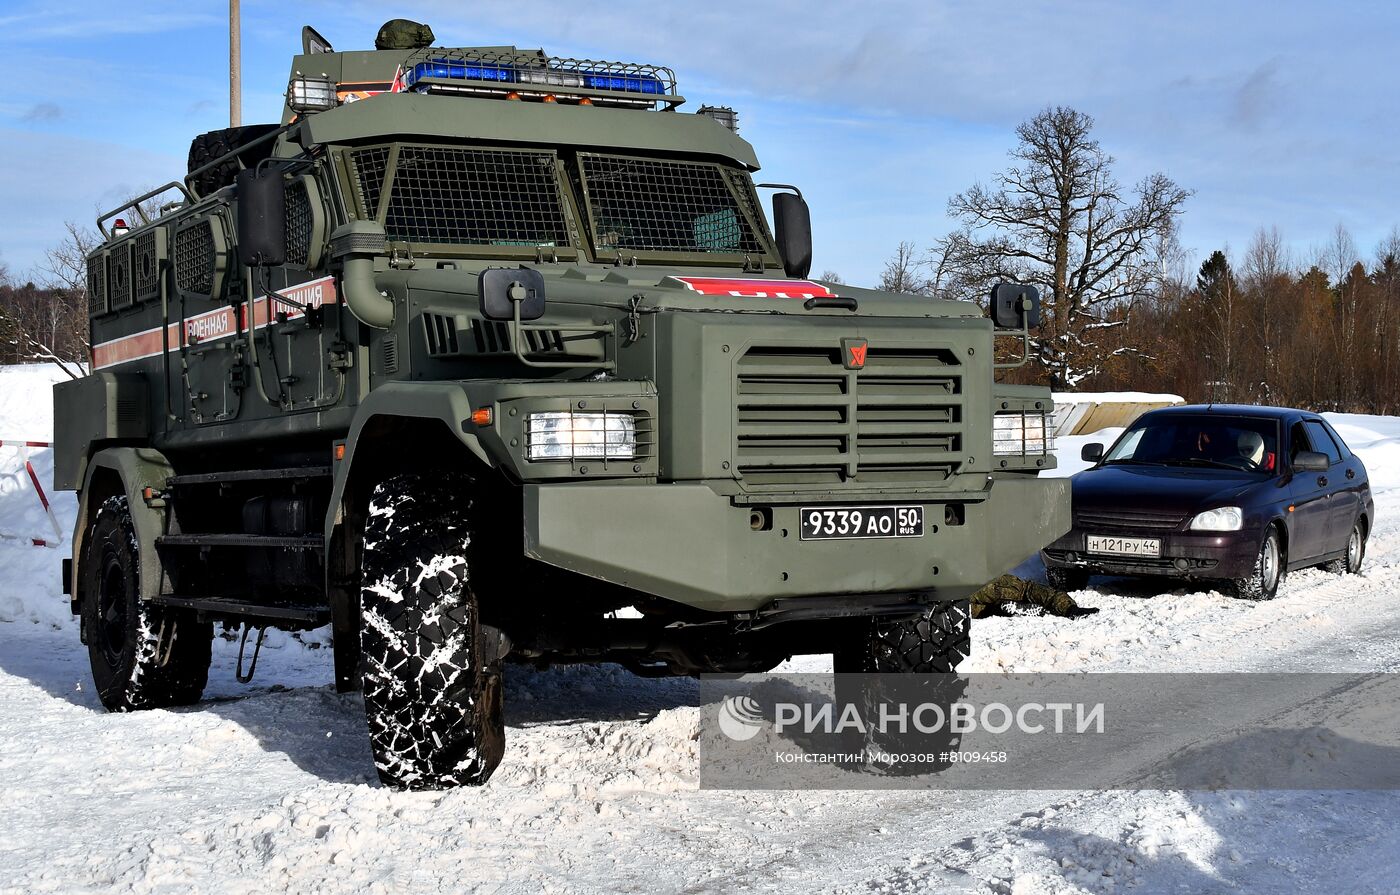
[1075,509,1187,532]
[735,345,963,485]
[579,154,766,255]
[352,146,570,247]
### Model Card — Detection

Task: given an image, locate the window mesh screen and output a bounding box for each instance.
[353,146,570,247]
[284,179,313,267]
[175,222,215,295]
[87,255,106,316]
[580,155,765,254]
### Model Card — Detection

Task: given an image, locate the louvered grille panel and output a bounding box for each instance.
[175,222,215,295]
[284,179,313,266]
[133,231,160,301]
[107,245,133,310]
[87,255,107,316]
[735,346,963,485]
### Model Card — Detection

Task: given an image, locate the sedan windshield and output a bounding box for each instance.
[1103,415,1280,474]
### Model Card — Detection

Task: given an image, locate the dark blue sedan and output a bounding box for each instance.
[1042,405,1374,600]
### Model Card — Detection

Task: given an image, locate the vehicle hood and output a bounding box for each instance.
[1071,464,1265,516]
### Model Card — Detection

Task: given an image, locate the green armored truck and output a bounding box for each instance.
[54,21,1070,788]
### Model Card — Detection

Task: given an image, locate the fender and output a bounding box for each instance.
[71,447,175,608]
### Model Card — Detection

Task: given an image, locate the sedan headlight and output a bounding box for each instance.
[994,411,1054,456]
[526,411,637,461]
[1189,506,1244,531]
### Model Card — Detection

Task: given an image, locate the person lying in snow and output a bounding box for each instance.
[969,574,1099,619]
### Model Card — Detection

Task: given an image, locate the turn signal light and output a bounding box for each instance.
[471,407,494,426]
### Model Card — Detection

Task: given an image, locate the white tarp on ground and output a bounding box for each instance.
[3,364,1399,893]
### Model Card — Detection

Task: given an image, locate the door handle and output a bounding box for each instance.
[1318,476,1328,488]
[1347,469,1356,480]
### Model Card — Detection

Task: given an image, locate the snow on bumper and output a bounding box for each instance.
[524,476,1070,613]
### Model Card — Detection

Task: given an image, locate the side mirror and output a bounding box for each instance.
[1081,443,1104,463]
[1294,450,1329,473]
[990,283,1040,330]
[236,169,286,267]
[479,268,546,321]
[771,191,812,279]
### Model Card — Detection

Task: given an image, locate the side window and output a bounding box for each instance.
[1321,420,1352,459]
[1304,420,1342,466]
[1289,423,1312,463]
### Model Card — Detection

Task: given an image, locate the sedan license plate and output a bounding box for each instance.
[800,505,924,541]
[1086,534,1161,557]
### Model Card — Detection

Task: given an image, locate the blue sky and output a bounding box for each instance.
[1,0,1397,286]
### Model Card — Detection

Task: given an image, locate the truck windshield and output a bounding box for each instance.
[348,143,771,258]
[1103,415,1280,474]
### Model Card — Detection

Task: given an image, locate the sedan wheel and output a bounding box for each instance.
[1344,522,1366,574]
[1232,528,1283,601]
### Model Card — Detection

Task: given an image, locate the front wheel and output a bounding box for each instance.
[80,495,212,711]
[359,471,506,789]
[833,600,971,673]
[1230,527,1284,601]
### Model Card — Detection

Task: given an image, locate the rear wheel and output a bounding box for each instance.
[80,495,212,711]
[1231,527,1284,601]
[1325,520,1366,575]
[359,471,506,789]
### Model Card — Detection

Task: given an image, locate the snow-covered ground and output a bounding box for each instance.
[3,364,1399,894]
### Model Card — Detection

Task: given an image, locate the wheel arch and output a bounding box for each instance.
[322,384,499,692]
[71,447,174,612]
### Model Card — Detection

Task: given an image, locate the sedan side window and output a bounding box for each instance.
[1304,420,1342,466]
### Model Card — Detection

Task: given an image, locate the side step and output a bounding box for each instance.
[166,466,332,487]
[151,594,330,626]
[157,533,324,550]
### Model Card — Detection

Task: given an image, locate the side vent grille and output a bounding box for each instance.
[382,333,399,373]
[284,179,313,267]
[107,244,133,311]
[87,255,107,316]
[424,313,570,359]
[471,319,511,354]
[133,229,164,302]
[175,221,216,296]
[424,313,462,356]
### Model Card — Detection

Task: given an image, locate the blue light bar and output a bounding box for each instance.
[403,58,667,96]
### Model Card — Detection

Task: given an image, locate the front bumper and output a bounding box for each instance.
[525,475,1070,613]
[1042,526,1261,580]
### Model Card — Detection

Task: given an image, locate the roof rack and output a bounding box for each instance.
[399,47,682,109]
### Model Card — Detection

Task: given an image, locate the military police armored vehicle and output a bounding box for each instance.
[54,20,1069,788]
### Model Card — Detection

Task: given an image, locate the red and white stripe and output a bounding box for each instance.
[0,439,61,547]
[91,276,338,370]
[665,276,836,300]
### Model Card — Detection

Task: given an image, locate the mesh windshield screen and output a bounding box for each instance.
[580,155,765,254]
[353,146,570,247]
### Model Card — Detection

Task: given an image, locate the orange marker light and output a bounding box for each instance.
[579,97,594,106]
[334,444,346,461]
[542,94,557,103]
[505,91,521,100]
[471,407,494,426]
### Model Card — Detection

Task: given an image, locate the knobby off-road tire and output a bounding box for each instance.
[833,600,972,674]
[359,471,505,789]
[80,495,212,711]
[1231,526,1284,601]
[186,124,280,197]
[832,601,971,776]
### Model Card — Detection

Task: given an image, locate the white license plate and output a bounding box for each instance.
[800,505,924,540]
[1086,534,1161,557]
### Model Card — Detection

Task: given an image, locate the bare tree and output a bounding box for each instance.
[819,270,844,285]
[934,106,1190,387]
[877,241,930,294]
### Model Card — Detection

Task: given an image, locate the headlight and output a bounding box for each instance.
[287,76,337,112]
[526,411,637,461]
[1189,506,1244,531]
[993,411,1054,456]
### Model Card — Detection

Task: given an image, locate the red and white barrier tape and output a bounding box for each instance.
[0,439,61,547]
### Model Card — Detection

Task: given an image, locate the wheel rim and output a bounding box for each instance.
[1261,534,1280,592]
[96,545,129,667]
[1348,526,1362,570]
